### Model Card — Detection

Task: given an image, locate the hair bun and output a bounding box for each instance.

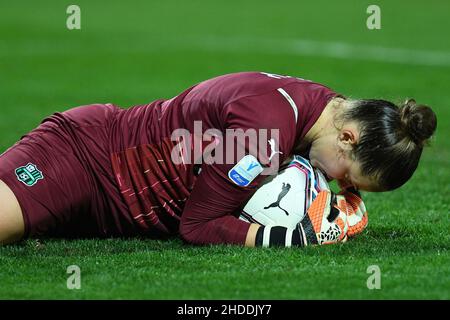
[400,99,437,146]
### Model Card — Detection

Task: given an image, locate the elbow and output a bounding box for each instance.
[179,219,200,245]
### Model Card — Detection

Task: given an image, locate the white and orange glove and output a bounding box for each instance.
[337,188,369,238]
[254,188,368,248]
[299,188,368,246]
[298,190,349,246]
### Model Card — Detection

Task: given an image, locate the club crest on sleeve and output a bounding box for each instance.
[228,155,263,187]
[15,163,44,187]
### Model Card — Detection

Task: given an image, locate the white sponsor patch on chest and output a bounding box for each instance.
[228,155,264,187]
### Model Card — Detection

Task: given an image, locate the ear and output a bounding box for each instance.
[337,125,359,152]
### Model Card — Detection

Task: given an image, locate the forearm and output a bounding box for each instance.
[180,214,253,246]
[244,223,261,247]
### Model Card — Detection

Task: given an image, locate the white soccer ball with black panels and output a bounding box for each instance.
[239,155,329,229]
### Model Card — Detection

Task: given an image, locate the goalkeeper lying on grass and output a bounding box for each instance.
[0,72,436,247]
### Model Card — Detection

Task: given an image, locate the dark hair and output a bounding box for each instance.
[342,98,437,191]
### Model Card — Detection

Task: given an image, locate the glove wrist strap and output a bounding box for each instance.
[255,226,306,247]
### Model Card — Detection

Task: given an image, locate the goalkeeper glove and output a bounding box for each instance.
[338,188,368,238]
[299,190,349,245]
[255,190,349,247]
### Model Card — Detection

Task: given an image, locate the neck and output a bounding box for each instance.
[297,97,343,151]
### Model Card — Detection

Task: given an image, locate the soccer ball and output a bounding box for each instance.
[239,155,329,229]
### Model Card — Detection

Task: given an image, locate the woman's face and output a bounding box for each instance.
[308,124,381,192]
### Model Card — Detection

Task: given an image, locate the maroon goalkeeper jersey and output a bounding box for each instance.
[109,71,339,245]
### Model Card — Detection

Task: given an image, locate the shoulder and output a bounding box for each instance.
[184,71,298,105]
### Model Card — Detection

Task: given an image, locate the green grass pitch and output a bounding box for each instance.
[0,0,448,299]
